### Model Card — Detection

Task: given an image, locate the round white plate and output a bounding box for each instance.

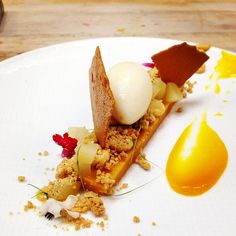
[0,37,235,236]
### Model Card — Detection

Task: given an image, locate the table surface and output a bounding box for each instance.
[0,0,235,61]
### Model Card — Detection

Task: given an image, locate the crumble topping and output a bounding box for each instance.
[71,191,105,217]
[56,156,78,179]
[105,126,138,152]
[60,210,93,230]
[83,131,97,144]
[44,176,81,201]
[92,149,110,169]
[135,153,151,171]
[148,67,159,79]
[96,170,115,191]
[104,150,128,170]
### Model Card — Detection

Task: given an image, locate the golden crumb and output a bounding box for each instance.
[196,64,205,74]
[38,151,49,156]
[176,106,184,113]
[103,214,108,221]
[24,201,36,212]
[133,216,140,223]
[60,209,93,230]
[117,183,128,191]
[43,150,49,156]
[99,221,105,228]
[96,171,115,191]
[196,43,211,52]
[152,221,157,226]
[135,153,151,171]
[18,176,26,182]
[184,80,197,94]
[72,191,105,217]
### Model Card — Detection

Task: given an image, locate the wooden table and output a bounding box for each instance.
[0,0,235,61]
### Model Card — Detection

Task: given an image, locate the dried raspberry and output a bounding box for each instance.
[52,132,78,158]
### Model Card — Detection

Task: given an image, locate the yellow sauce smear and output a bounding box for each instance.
[206,51,236,94]
[166,114,228,196]
[213,51,236,80]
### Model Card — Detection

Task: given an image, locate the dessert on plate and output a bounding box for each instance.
[36,42,208,225]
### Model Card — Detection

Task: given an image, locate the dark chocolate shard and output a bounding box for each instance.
[151,42,209,86]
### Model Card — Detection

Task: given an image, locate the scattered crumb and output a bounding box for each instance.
[176,106,183,113]
[53,225,58,229]
[184,80,197,94]
[103,214,108,221]
[24,201,36,212]
[9,211,13,216]
[152,221,157,226]
[61,210,93,231]
[72,191,105,217]
[18,175,26,182]
[22,158,26,161]
[135,153,151,170]
[133,216,140,223]
[43,150,49,156]
[117,183,128,191]
[137,234,141,236]
[99,221,105,230]
[38,151,49,156]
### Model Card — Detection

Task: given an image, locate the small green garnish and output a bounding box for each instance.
[28,183,49,199]
[76,147,86,192]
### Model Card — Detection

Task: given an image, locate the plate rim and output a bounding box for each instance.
[1,36,234,67]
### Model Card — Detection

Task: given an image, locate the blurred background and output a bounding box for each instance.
[0,0,235,61]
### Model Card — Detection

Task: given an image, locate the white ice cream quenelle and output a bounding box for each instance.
[108,62,152,124]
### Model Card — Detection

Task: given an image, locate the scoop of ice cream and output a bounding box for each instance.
[107,62,152,124]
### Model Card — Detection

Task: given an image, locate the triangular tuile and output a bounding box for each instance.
[151,42,209,86]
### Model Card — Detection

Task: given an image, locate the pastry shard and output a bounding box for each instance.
[89,47,115,148]
[151,42,209,86]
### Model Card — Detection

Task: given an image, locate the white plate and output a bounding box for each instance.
[0,37,235,236]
